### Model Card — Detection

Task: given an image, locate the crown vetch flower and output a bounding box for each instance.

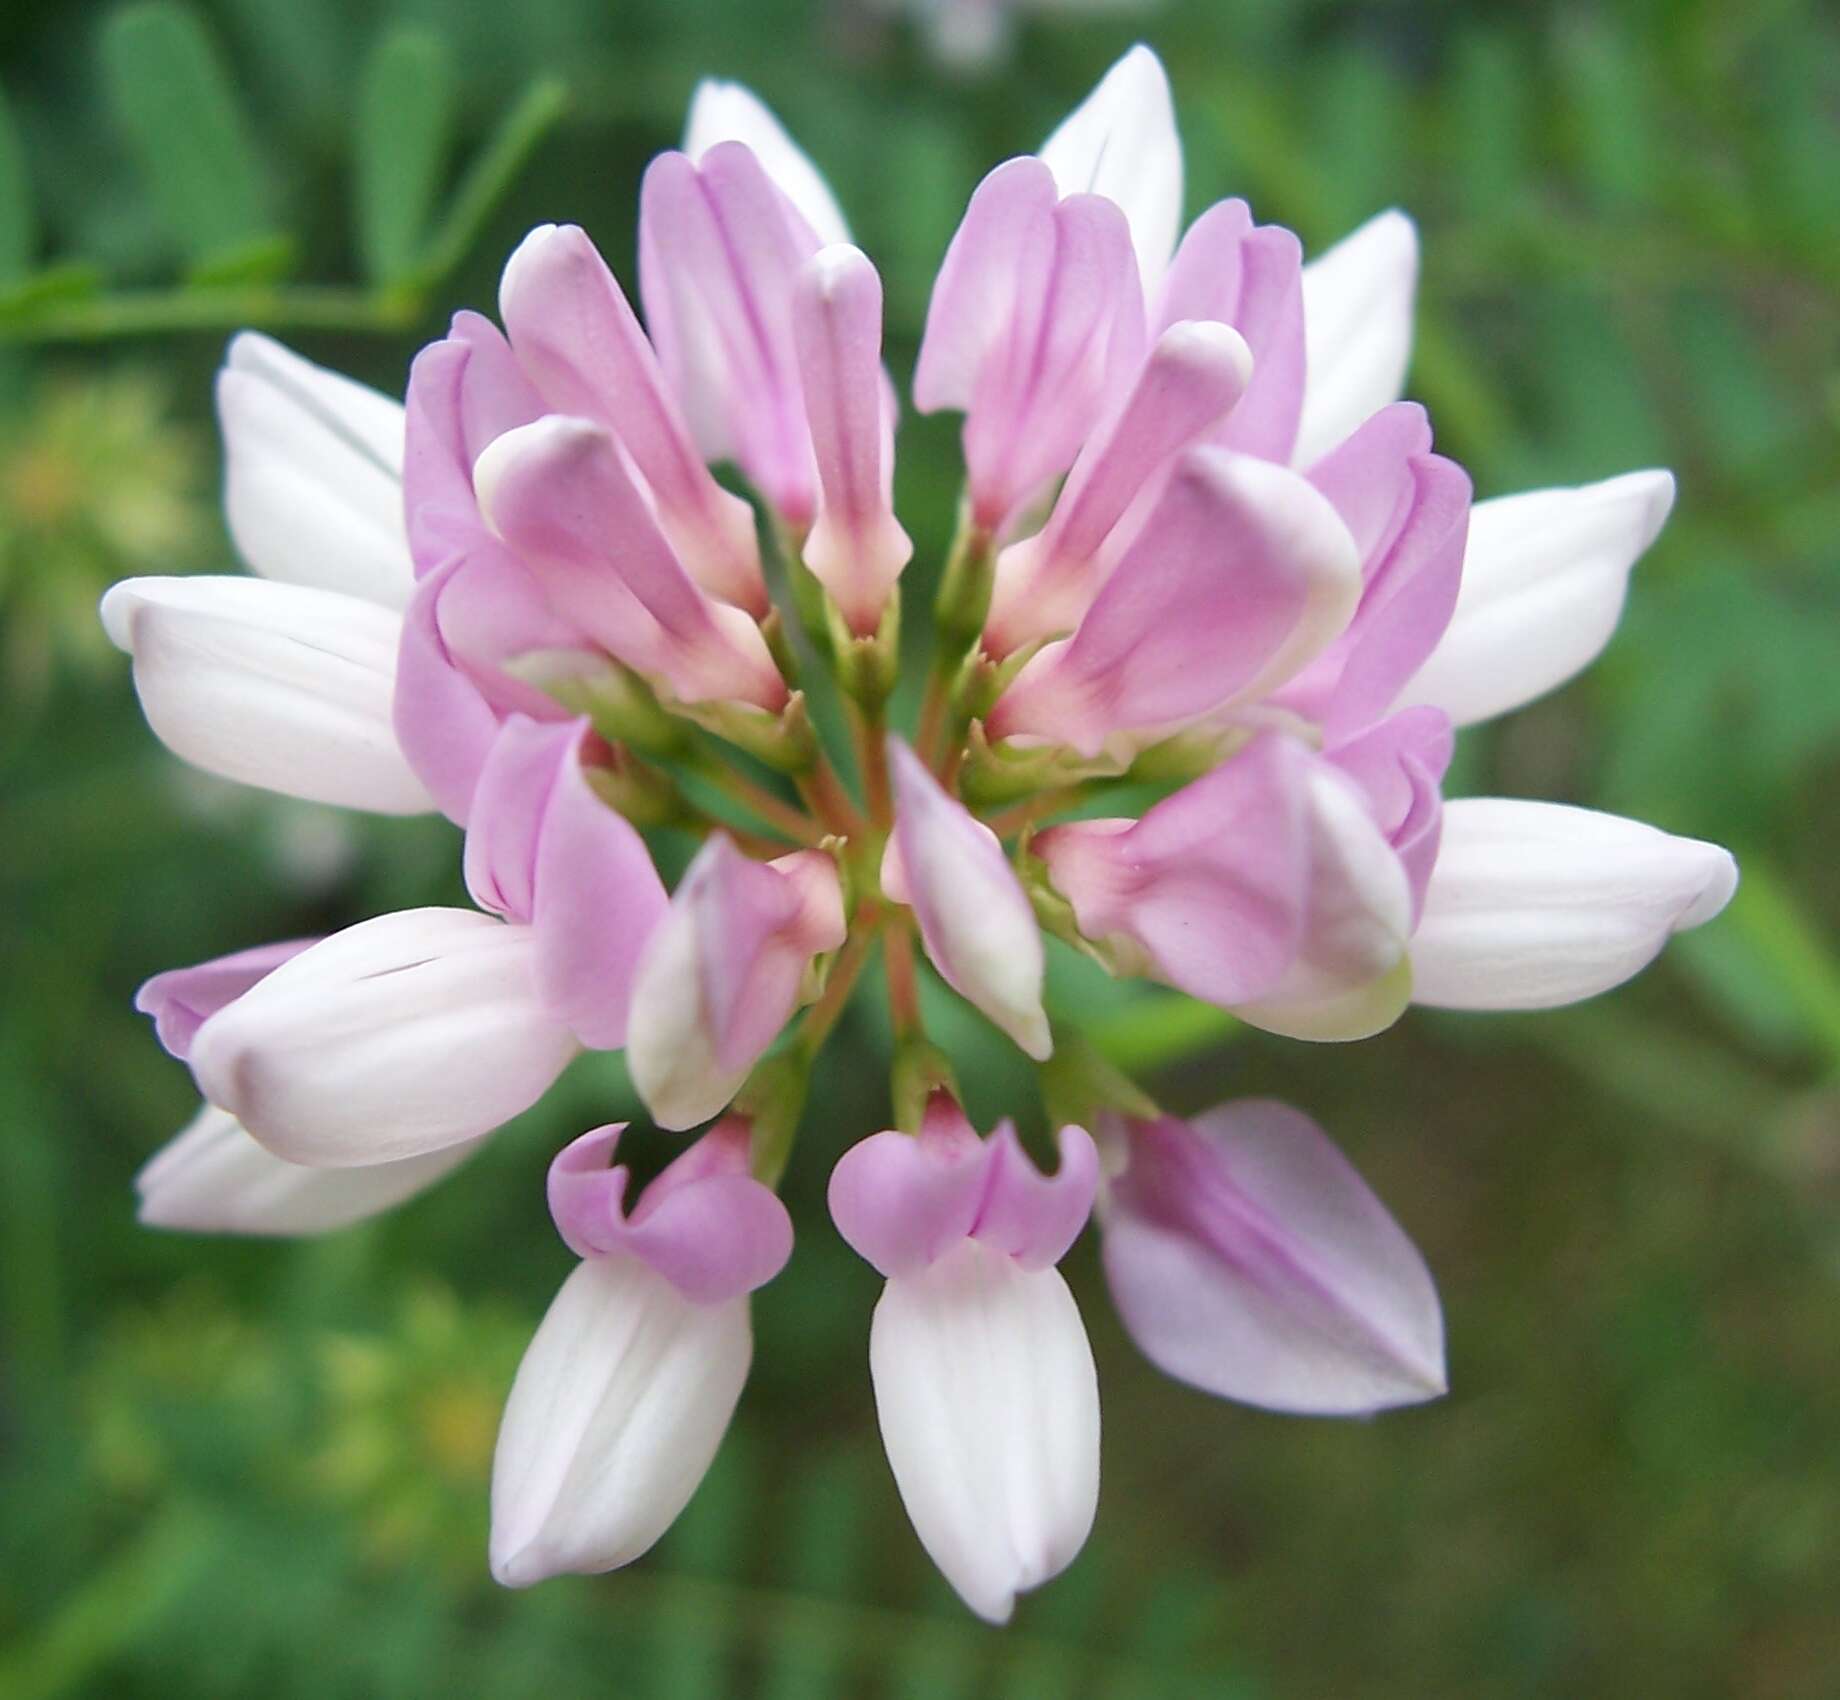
[108,46,1737,1616]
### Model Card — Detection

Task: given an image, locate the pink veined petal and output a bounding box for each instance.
[136,938,317,1060]
[915,156,1061,415]
[684,78,851,247]
[1155,201,1308,464]
[1409,799,1737,1010]
[473,416,786,711]
[1320,454,1472,740]
[188,908,577,1167]
[546,1122,793,1303]
[1230,760,1415,1042]
[970,1122,1100,1271]
[1037,43,1182,291]
[402,312,546,572]
[497,223,767,614]
[528,722,670,1050]
[393,556,511,825]
[1034,731,1312,1006]
[1100,1102,1446,1414]
[828,1101,991,1279]
[960,192,1144,533]
[794,244,913,635]
[885,738,1051,1060]
[638,143,822,521]
[987,450,1361,756]
[1327,708,1453,926]
[984,318,1253,657]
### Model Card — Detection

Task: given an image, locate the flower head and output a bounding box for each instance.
[107,46,1736,1616]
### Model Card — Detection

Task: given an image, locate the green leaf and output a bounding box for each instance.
[184,231,296,288]
[99,1,270,265]
[354,27,458,287]
[411,74,567,290]
[0,83,33,286]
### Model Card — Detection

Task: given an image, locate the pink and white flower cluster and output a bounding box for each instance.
[108,48,1736,1621]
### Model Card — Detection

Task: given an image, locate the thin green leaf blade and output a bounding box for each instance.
[354,27,457,287]
[99,1,269,265]
[0,83,33,286]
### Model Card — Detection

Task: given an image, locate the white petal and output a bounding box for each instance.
[136,1104,477,1236]
[219,332,413,608]
[1410,798,1737,1009]
[1393,471,1676,726]
[491,1257,750,1585]
[1038,44,1182,291]
[870,1241,1099,1624]
[683,79,851,246]
[100,576,432,815]
[189,908,577,1165]
[1295,210,1419,468]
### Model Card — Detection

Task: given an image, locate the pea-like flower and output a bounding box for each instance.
[106,45,1736,1616]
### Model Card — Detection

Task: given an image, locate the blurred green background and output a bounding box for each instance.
[2,0,1838,1694]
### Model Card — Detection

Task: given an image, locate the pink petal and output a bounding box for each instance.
[1034,732,1311,1006]
[886,738,1050,1059]
[527,722,670,1049]
[1156,201,1307,463]
[828,1100,990,1278]
[547,1121,793,1304]
[1327,708,1453,925]
[970,1122,1099,1271]
[136,938,317,1060]
[1100,1103,1446,1414]
[988,450,1360,756]
[984,318,1253,657]
[473,416,786,710]
[794,245,912,635]
[638,144,821,522]
[498,223,766,614]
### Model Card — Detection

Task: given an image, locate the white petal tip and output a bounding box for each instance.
[1679,844,1739,930]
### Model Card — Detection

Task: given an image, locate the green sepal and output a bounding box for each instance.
[506,651,686,758]
[890,1037,961,1135]
[1038,1029,1161,1134]
[670,691,818,775]
[734,1050,812,1189]
[958,719,1128,807]
[825,583,901,709]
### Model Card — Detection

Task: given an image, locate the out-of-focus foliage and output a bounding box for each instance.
[0,0,1837,1696]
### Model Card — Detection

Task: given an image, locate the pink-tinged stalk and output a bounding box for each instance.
[1098,1102,1446,1413]
[794,244,913,635]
